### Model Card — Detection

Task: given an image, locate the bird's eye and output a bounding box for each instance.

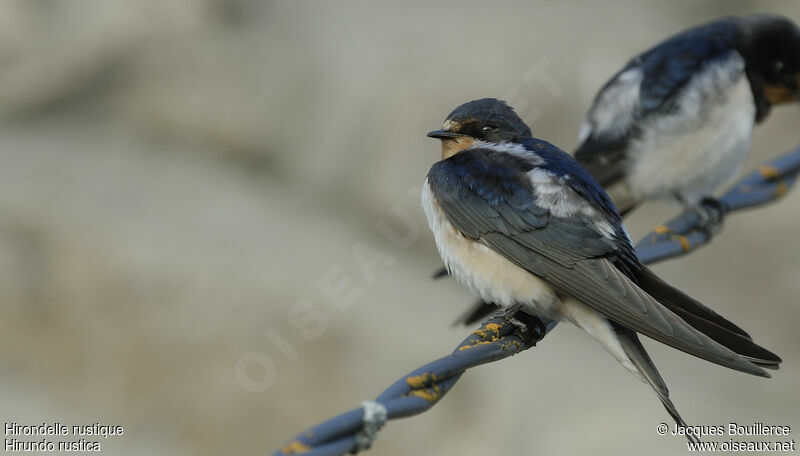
[480,125,494,133]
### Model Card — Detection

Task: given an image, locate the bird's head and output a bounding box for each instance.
[427,98,532,159]
[742,15,800,106]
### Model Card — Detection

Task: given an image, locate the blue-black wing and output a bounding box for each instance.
[637,19,741,113]
[428,145,767,375]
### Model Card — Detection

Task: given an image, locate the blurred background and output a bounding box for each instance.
[1,1,798,455]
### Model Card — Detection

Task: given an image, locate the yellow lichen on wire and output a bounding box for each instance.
[405,372,443,402]
[280,440,312,454]
[759,164,781,179]
[653,225,670,234]
[406,372,436,389]
[484,323,501,333]
[675,235,691,252]
[409,385,442,402]
[458,322,504,351]
[775,181,789,198]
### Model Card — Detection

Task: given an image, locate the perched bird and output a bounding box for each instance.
[575,14,800,217]
[424,99,781,435]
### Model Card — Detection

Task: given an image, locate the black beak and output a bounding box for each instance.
[427,129,465,139]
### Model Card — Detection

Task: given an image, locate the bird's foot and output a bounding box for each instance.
[692,197,729,237]
[494,305,548,345]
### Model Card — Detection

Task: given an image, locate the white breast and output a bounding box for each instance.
[421,179,559,318]
[625,54,755,205]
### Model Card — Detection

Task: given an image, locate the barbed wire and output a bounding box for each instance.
[274,143,800,456]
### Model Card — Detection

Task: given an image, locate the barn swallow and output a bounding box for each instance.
[575,14,800,218]
[424,99,781,436]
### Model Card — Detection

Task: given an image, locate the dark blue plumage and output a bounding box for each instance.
[634,19,741,114]
[432,148,535,210]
